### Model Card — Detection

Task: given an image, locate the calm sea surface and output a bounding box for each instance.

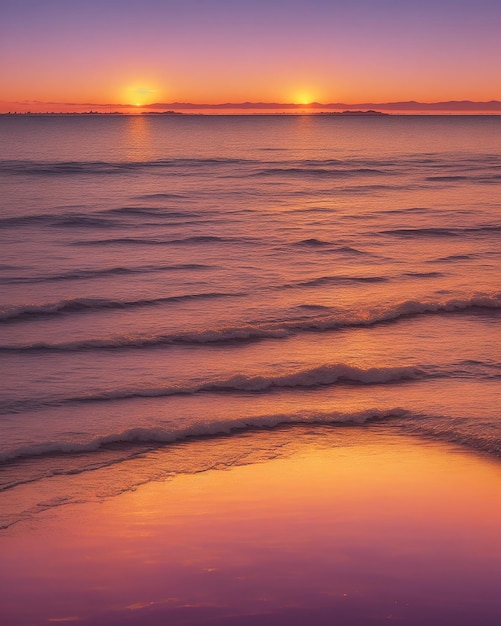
[1,114,500,527]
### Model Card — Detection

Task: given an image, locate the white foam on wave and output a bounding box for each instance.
[0,364,423,414]
[206,364,421,391]
[0,407,409,464]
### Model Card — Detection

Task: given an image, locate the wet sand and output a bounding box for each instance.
[1,427,501,625]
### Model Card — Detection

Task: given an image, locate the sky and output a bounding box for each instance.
[1,0,500,112]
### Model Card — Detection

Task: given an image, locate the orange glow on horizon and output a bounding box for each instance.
[1,2,500,114]
[121,82,161,109]
[1,76,500,114]
[293,90,316,106]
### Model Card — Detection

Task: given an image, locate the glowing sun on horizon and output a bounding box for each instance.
[125,85,158,107]
[294,91,315,106]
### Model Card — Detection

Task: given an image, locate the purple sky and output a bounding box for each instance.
[1,0,500,111]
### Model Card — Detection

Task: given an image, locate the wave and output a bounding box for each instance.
[250,166,387,178]
[0,214,54,228]
[0,365,423,415]
[426,175,469,182]
[292,240,370,255]
[0,263,213,285]
[133,193,185,200]
[101,206,200,219]
[0,291,240,322]
[284,275,388,289]
[378,206,434,215]
[0,157,251,176]
[2,406,501,528]
[426,174,501,183]
[0,213,113,229]
[0,207,203,229]
[403,271,444,278]
[0,407,409,464]
[431,254,477,262]
[3,154,499,179]
[3,403,501,471]
[0,263,20,270]
[294,238,335,247]
[72,234,255,247]
[380,225,501,238]
[3,293,499,351]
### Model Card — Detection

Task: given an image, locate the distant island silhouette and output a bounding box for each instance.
[0,110,388,117]
[141,110,185,115]
[2,100,500,115]
[139,100,501,112]
[315,110,388,116]
[1,111,126,116]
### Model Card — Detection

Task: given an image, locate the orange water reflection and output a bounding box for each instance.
[125,114,153,161]
[1,429,501,625]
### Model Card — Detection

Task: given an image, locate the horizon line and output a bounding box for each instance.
[2,99,501,113]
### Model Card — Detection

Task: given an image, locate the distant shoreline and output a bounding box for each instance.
[0,109,388,117]
[2,99,500,116]
[2,111,501,117]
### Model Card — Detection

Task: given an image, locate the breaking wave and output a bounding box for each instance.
[3,293,500,350]
[0,407,409,464]
[0,365,423,414]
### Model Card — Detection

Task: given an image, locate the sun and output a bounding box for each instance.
[293,91,315,106]
[124,84,159,106]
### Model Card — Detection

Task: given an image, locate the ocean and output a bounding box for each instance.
[1,114,500,529]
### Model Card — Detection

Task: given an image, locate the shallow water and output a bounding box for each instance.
[2,429,501,626]
[0,114,500,526]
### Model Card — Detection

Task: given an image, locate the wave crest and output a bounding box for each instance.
[3,293,500,351]
[0,407,408,464]
[0,291,241,322]
[0,364,422,415]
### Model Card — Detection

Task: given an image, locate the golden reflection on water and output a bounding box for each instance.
[1,429,501,624]
[125,114,153,160]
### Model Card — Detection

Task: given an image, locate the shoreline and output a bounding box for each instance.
[2,416,501,531]
[2,427,501,625]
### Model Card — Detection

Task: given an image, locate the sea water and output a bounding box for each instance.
[1,114,500,527]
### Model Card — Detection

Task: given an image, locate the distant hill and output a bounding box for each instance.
[143,100,501,112]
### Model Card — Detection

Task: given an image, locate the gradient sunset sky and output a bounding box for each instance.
[1,0,500,112]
